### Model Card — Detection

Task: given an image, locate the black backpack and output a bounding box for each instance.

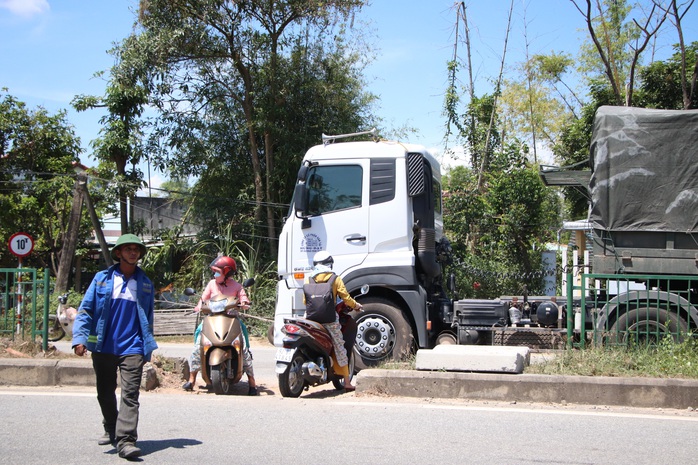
[303,273,338,323]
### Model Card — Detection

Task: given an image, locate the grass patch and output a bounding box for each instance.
[375,353,416,370]
[526,336,698,379]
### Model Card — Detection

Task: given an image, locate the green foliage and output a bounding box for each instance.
[123,0,373,259]
[443,162,560,298]
[459,94,502,174]
[0,90,90,272]
[72,55,150,236]
[636,42,698,110]
[145,221,278,338]
[527,336,698,379]
[576,0,635,103]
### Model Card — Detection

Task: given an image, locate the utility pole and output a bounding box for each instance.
[55,173,85,293]
[80,176,113,268]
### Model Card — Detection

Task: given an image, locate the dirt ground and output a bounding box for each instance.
[0,337,71,359]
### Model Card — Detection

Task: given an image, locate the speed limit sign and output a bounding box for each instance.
[8,232,34,258]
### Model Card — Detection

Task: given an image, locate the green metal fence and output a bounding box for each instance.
[0,268,51,350]
[567,272,697,349]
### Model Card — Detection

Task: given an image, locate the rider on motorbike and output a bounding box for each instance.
[182,255,258,395]
[305,251,363,391]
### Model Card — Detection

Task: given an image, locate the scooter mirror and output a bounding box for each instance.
[184,287,196,296]
[242,277,255,288]
[359,284,369,295]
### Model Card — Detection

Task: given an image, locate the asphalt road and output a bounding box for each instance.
[1,385,698,465]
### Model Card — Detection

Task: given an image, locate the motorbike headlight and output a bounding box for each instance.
[209,300,227,313]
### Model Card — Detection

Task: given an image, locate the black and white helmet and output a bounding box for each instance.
[312,251,334,268]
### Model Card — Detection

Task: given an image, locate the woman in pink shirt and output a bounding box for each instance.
[182,256,258,395]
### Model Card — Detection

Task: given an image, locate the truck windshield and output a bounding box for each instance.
[306,165,363,216]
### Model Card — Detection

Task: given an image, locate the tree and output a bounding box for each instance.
[572,0,669,106]
[72,60,149,236]
[128,0,369,258]
[0,90,88,276]
[637,41,698,108]
[656,0,698,109]
[443,160,560,298]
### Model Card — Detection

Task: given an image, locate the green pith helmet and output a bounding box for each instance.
[111,234,147,261]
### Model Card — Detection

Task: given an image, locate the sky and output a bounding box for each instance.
[2,0,697,184]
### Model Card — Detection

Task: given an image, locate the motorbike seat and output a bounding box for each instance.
[290,317,330,333]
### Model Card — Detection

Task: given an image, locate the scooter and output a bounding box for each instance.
[276,284,368,397]
[40,292,77,342]
[184,277,254,395]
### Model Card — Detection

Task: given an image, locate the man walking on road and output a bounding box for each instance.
[72,234,158,460]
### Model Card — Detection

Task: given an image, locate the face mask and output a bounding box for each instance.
[214,272,222,278]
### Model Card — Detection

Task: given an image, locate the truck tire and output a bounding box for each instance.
[354,298,413,370]
[609,307,688,345]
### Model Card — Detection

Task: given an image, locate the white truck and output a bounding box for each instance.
[273,129,508,368]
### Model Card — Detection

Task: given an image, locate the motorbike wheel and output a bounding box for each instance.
[210,364,234,395]
[37,315,66,342]
[278,351,305,398]
[332,350,355,390]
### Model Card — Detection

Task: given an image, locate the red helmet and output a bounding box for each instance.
[210,256,237,277]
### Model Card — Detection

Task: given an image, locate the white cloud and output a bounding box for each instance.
[138,172,164,196]
[0,0,50,18]
[439,146,471,173]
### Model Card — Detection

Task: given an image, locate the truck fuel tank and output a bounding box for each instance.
[453,299,508,327]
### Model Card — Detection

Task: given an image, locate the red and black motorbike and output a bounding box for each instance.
[276,284,368,397]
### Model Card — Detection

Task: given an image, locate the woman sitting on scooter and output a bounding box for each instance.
[306,251,363,392]
[182,255,258,395]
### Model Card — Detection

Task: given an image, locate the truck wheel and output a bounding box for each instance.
[609,308,688,345]
[354,298,413,369]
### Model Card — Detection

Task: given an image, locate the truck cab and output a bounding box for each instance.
[274,131,447,367]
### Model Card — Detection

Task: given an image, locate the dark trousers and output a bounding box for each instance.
[91,352,144,447]
[340,314,358,355]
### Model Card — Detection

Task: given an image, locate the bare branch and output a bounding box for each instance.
[477,0,514,190]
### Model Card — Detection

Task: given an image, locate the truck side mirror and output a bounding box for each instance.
[293,183,309,217]
[297,164,309,182]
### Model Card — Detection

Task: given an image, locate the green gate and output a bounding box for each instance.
[0,268,51,351]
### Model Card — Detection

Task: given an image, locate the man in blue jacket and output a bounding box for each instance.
[72,234,158,460]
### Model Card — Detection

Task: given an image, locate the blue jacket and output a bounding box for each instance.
[72,264,158,361]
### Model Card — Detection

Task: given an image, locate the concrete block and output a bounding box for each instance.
[415,345,530,374]
[0,359,58,386]
[56,359,94,386]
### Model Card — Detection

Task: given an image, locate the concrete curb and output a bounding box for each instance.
[0,358,94,387]
[4,357,698,410]
[356,369,698,410]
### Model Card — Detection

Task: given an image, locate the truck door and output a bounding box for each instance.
[290,160,369,278]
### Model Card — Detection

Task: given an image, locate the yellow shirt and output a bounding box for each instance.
[306,271,359,309]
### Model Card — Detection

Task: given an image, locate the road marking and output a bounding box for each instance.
[336,400,698,422]
[0,389,94,398]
